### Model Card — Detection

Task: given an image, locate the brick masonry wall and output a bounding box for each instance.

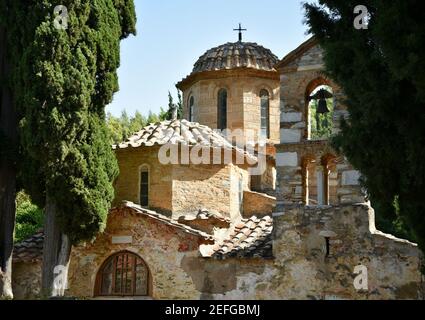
[12,262,41,300]
[182,76,280,144]
[114,146,173,214]
[243,190,276,218]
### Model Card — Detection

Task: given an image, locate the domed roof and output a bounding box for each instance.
[191,42,279,74]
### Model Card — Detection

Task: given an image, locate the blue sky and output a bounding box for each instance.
[106,0,311,117]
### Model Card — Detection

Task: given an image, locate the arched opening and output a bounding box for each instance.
[303,154,338,206]
[188,96,194,122]
[306,80,334,140]
[95,251,150,297]
[139,165,149,207]
[260,89,270,139]
[217,88,228,130]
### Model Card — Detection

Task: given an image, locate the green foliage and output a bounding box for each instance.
[163,89,183,120]
[107,110,147,144]
[11,0,136,244]
[304,0,425,247]
[106,89,183,144]
[309,98,334,139]
[15,192,44,243]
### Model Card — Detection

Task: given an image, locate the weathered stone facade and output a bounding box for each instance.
[11,37,424,300]
[178,76,280,144]
[276,38,363,208]
[114,146,250,220]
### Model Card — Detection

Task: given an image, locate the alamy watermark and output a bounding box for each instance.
[54,5,68,30]
[158,128,268,176]
[353,264,368,291]
[53,265,68,296]
[354,5,369,30]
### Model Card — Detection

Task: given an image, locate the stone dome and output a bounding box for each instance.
[191,42,279,74]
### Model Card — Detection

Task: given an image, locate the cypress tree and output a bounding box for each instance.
[0,0,31,299]
[304,1,425,249]
[14,0,136,296]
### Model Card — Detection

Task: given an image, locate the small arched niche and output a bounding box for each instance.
[305,79,335,140]
[95,251,150,297]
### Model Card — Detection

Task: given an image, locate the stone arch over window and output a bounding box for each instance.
[217,88,228,130]
[305,78,334,140]
[254,83,275,100]
[188,95,195,122]
[260,89,270,139]
[94,251,150,297]
[139,164,150,207]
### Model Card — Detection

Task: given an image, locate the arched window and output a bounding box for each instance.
[260,89,270,139]
[139,166,149,207]
[217,89,227,130]
[95,251,149,296]
[188,96,194,122]
[307,84,334,140]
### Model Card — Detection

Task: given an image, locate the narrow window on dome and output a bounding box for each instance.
[260,89,270,139]
[139,166,149,207]
[189,96,194,122]
[217,89,227,130]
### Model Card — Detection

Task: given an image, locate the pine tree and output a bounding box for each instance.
[304,1,425,248]
[14,0,136,296]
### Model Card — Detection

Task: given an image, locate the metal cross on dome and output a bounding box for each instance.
[233,23,247,42]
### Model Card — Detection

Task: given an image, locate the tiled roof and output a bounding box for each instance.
[113,119,257,163]
[13,231,44,263]
[192,42,279,74]
[13,207,273,264]
[114,202,215,241]
[201,216,273,259]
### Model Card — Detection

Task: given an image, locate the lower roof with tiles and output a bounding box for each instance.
[201,216,273,259]
[13,204,273,263]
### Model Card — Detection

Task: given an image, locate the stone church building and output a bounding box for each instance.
[12,36,424,300]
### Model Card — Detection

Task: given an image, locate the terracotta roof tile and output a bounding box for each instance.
[201,216,273,259]
[191,42,279,74]
[113,201,215,241]
[13,231,44,263]
[113,119,257,163]
[14,203,215,264]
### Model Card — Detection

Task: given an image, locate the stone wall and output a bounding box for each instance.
[114,146,173,214]
[270,203,423,300]
[172,163,249,221]
[181,76,280,144]
[243,191,276,218]
[197,203,423,300]
[251,157,276,193]
[12,262,41,300]
[67,208,208,299]
[12,203,423,300]
[276,43,364,207]
[115,146,250,221]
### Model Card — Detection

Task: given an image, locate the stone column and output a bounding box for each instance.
[324,166,330,205]
[303,162,309,205]
[316,166,325,206]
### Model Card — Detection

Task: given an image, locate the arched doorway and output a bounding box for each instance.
[95,251,150,297]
